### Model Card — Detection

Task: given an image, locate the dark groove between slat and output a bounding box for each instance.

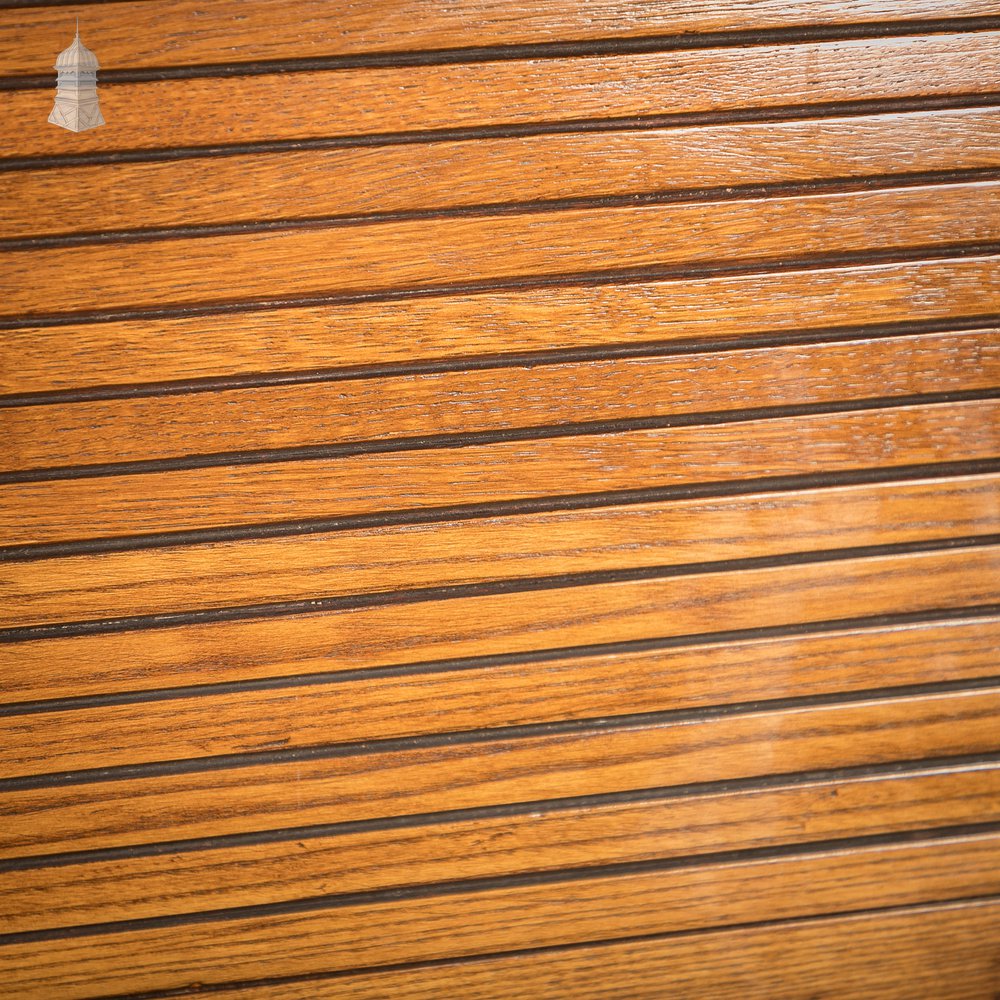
[7,166,999,251]
[3,668,999,793]
[6,750,999,875]
[5,388,997,484]
[4,457,999,562]
[4,313,999,409]
[3,604,999,718]
[94,893,1000,1000]
[3,821,999,947]
[5,17,1000,90]
[2,92,997,173]
[3,239,997,330]
[3,533,996,645]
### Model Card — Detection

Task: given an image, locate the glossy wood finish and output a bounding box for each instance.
[2,3,999,996]
[3,831,999,999]
[5,256,998,396]
[168,899,1000,1000]
[7,33,1000,161]
[5,108,1000,239]
[4,1,998,77]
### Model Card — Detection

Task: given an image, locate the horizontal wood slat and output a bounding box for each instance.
[3,399,997,546]
[5,615,1000,776]
[5,108,1000,240]
[3,182,998,318]
[3,760,997,935]
[3,684,999,858]
[4,1,998,78]
[5,474,998,628]
[5,256,998,397]
[163,898,1000,1000]
[7,33,1000,161]
[1,830,998,998]
[5,332,998,474]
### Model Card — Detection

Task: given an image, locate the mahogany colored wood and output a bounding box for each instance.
[2,831,998,998]
[4,108,999,239]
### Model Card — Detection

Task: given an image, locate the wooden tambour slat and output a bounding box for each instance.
[4,474,998,627]
[2,399,997,546]
[15,768,1000,936]
[3,684,999,858]
[4,614,1000,776]
[3,182,999,318]
[1,759,997,935]
[5,33,1000,160]
[3,1,997,77]
[4,546,997,705]
[4,256,998,396]
[1,831,998,999]
[161,898,1000,1000]
[4,108,1000,239]
[5,332,997,473]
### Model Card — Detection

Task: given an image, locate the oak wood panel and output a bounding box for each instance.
[3,685,999,858]
[5,256,997,396]
[6,332,998,474]
[5,1,998,77]
[5,475,998,627]
[5,614,1000,779]
[7,34,1000,161]
[4,761,999,935]
[6,109,1000,239]
[3,399,997,547]
[1,831,998,998]
[3,542,998,709]
[4,183,999,318]
[165,898,1000,1000]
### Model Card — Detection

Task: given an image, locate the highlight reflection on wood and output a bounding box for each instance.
[1,2,998,996]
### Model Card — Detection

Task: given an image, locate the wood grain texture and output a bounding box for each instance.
[1,830,998,998]
[5,108,1000,239]
[5,615,1000,777]
[6,33,1000,161]
[161,898,1000,1000]
[4,182,999,318]
[3,540,998,702]
[7,331,998,473]
[3,399,997,547]
[4,760,998,935]
[3,684,1000,858]
[5,474,998,627]
[5,256,998,396]
[4,1,998,77]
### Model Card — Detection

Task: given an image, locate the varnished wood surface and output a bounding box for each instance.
[5,255,997,396]
[4,1,998,77]
[4,685,1000,857]
[5,108,1000,239]
[5,475,997,627]
[4,399,997,546]
[164,898,1000,1000]
[4,545,999,703]
[5,332,997,473]
[2,831,999,999]
[3,760,997,934]
[6,33,1000,161]
[2,4,999,996]
[4,181,999,318]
